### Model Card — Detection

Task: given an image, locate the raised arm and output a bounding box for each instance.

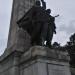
[54,14,59,18]
[41,0,46,9]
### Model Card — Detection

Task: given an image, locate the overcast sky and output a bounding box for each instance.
[0,0,75,55]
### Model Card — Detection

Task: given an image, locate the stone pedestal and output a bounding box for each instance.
[0,46,71,75]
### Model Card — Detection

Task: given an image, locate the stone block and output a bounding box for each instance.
[0,46,71,75]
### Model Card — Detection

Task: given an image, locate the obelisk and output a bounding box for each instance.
[7,0,36,52]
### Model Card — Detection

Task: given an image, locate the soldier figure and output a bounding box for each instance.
[31,0,44,45]
[31,0,57,46]
[46,9,56,47]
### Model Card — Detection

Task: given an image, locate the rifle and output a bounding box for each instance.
[54,14,59,18]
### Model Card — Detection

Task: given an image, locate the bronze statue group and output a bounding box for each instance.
[18,0,59,48]
[31,0,57,47]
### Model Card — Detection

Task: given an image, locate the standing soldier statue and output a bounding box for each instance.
[41,0,46,9]
[40,0,59,47]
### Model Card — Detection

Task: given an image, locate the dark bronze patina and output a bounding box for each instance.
[17,0,58,47]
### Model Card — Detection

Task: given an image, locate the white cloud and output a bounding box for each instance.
[0,0,12,55]
[0,39,7,55]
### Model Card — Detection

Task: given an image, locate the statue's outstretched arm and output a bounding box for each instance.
[54,14,59,18]
[41,0,46,9]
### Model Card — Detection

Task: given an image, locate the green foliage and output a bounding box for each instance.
[67,33,75,67]
[68,33,75,46]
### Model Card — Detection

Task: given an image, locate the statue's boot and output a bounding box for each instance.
[46,41,51,48]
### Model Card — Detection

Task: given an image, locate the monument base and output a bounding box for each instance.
[0,46,71,75]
